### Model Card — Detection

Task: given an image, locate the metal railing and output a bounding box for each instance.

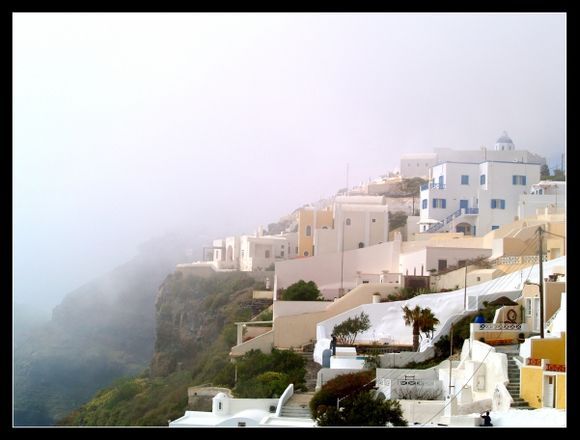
[476,323,523,331]
[424,207,479,234]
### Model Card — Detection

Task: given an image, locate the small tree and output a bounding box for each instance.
[540,164,550,179]
[281,280,323,301]
[332,312,371,345]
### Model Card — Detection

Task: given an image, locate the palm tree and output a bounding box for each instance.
[402,305,422,351]
[402,305,439,351]
[419,308,440,340]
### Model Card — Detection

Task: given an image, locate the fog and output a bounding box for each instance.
[13,13,565,312]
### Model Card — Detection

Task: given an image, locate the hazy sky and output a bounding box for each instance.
[13,13,565,310]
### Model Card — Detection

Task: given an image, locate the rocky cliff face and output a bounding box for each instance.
[149,271,257,377]
[14,233,196,426]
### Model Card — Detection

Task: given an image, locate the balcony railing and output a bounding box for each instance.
[476,323,523,331]
[424,206,479,234]
[377,378,440,387]
[420,183,446,191]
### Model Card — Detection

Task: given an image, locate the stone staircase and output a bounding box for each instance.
[280,392,315,418]
[505,351,533,410]
[296,350,321,391]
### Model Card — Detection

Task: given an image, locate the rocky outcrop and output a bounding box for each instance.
[149,271,256,377]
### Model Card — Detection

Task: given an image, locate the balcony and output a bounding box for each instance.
[420,183,446,192]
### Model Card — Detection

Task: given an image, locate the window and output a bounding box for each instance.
[526,298,533,317]
[372,218,376,223]
[305,225,312,236]
[512,175,527,185]
[461,175,469,185]
[218,402,222,410]
[458,260,467,267]
[491,225,499,230]
[491,199,506,209]
[480,174,486,185]
[345,218,351,226]
[265,250,270,258]
[432,198,446,208]
[422,199,427,209]
[477,277,481,282]
[438,259,448,271]
[295,246,298,254]
[358,242,365,248]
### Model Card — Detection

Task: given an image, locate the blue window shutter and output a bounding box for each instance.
[500,200,506,209]
[512,175,517,185]
[433,199,436,208]
[442,199,446,209]
[491,199,496,209]
[523,176,526,185]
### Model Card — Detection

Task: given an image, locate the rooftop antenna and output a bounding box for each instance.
[346,163,349,196]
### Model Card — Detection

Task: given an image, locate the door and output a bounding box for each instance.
[460,200,468,211]
[543,375,556,408]
[438,175,444,188]
[533,298,541,333]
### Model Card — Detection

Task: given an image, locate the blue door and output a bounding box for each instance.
[460,200,468,211]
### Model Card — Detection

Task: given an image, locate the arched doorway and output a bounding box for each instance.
[456,222,472,236]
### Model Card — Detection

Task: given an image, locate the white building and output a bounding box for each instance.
[169,387,315,427]
[239,234,290,272]
[195,230,298,272]
[313,195,389,256]
[400,153,438,178]
[517,181,566,219]
[401,132,545,178]
[419,160,541,236]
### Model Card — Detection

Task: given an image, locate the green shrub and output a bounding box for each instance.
[309,370,375,419]
[316,391,407,426]
[281,280,323,301]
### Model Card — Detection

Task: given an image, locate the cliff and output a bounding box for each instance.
[59,270,264,425]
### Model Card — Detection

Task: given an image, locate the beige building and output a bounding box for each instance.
[297,207,333,257]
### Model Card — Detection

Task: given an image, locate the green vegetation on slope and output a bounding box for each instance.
[59,270,293,426]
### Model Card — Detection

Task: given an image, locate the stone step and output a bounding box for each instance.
[511,403,533,409]
[280,407,312,418]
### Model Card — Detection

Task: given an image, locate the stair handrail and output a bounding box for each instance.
[275,384,294,417]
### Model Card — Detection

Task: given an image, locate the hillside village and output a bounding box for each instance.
[169,133,566,427]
